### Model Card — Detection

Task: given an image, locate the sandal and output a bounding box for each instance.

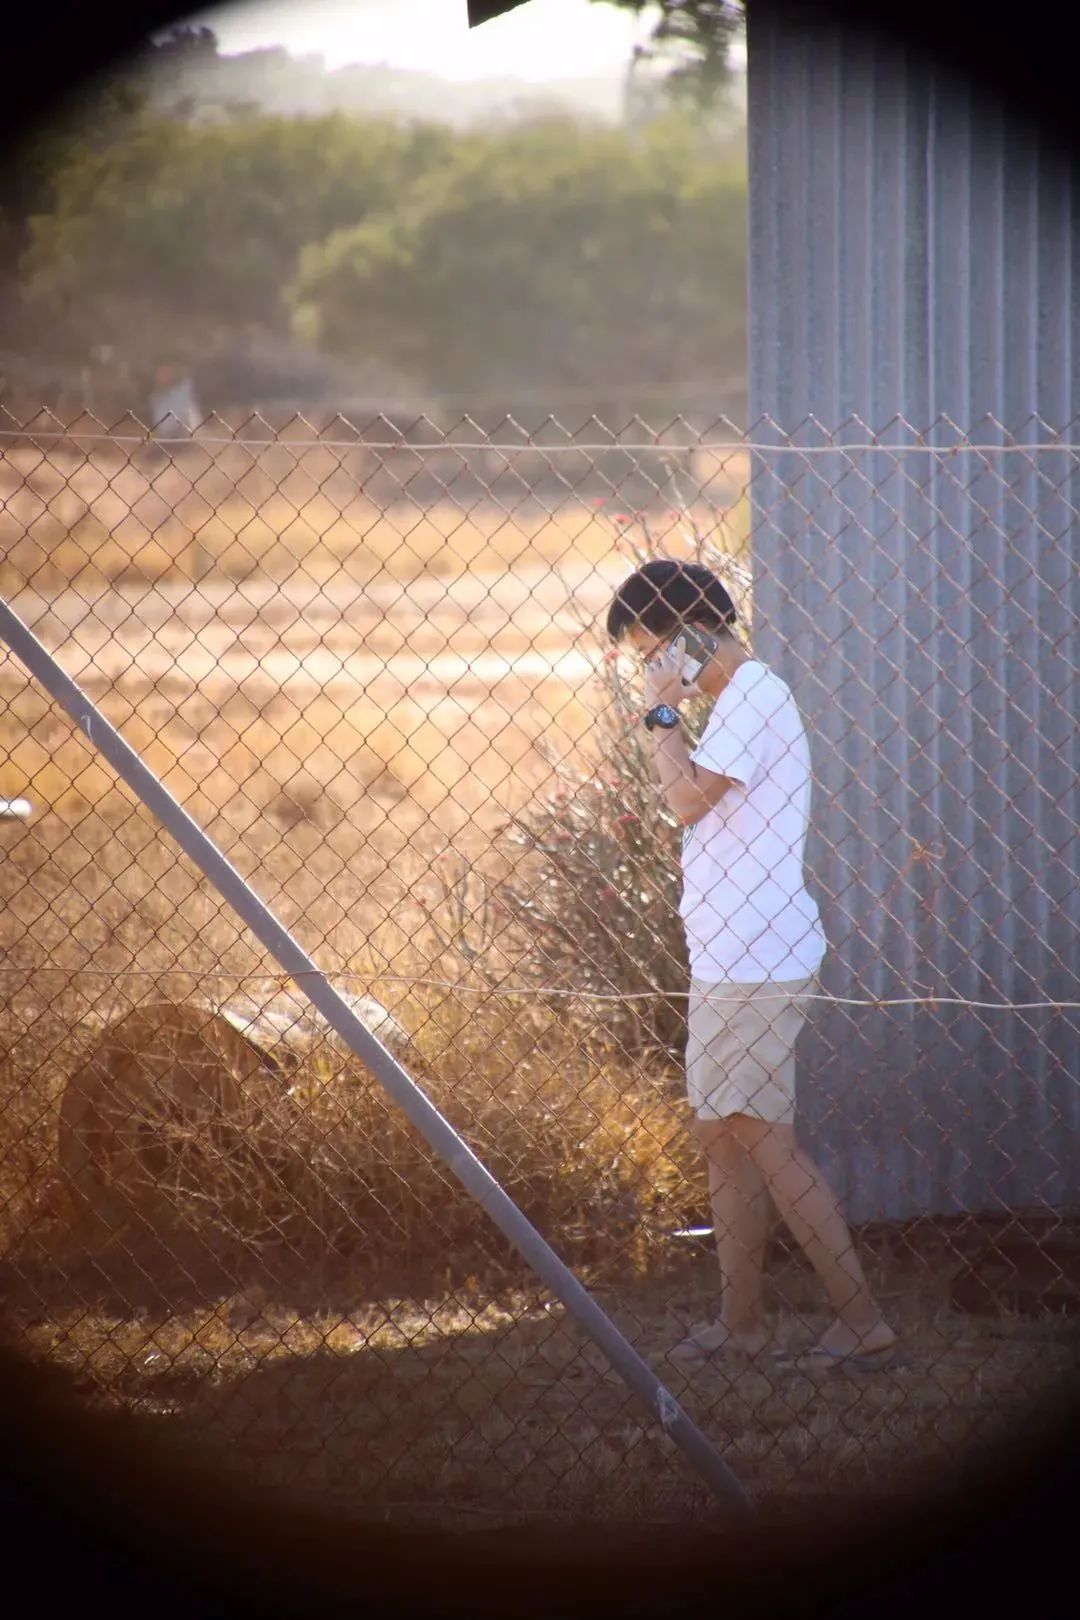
[670,1321,771,1362]
[773,1342,901,1374]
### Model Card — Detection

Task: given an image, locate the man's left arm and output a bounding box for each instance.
[646,725,735,826]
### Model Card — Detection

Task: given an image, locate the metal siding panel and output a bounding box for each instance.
[939,121,1005,1214]
[747,10,1080,1221]
[1034,167,1080,1205]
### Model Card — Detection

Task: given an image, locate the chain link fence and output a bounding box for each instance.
[1,407,1077,1527]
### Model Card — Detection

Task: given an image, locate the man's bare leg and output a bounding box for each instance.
[730,1116,895,1358]
[675,1118,773,1356]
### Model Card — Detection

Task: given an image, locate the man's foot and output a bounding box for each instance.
[670,1319,771,1362]
[816,1319,897,1358]
[773,1318,898,1374]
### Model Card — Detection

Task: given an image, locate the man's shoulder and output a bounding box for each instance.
[733,660,793,714]
[729,664,813,756]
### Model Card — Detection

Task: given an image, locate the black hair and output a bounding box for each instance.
[605,559,737,642]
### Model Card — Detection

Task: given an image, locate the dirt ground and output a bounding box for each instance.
[1,1227,1075,1529]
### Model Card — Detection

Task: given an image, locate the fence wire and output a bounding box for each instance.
[0,408,1078,1528]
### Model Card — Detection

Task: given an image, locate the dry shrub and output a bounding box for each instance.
[51,995,408,1257]
[29,973,698,1281]
[399,983,698,1270]
[480,510,753,1057]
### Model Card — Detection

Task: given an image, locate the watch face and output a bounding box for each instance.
[646,704,680,730]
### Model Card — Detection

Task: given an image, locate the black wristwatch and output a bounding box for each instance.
[643,704,681,732]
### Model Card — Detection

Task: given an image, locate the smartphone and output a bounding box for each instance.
[675,626,719,684]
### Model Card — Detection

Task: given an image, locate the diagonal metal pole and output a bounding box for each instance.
[0,597,751,1517]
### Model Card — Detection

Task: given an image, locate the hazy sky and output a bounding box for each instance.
[185,0,665,82]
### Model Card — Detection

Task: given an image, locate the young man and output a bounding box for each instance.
[606,559,896,1371]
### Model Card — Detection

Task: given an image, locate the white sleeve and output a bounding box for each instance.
[690,679,773,788]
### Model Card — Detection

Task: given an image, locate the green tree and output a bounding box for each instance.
[1,25,217,260]
[289,114,746,400]
[18,112,455,368]
[0,81,148,342]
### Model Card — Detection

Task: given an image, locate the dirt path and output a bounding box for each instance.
[1,561,628,710]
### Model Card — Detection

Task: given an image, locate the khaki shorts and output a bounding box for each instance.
[685,977,816,1125]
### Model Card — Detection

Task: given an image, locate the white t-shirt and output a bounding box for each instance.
[680,660,827,984]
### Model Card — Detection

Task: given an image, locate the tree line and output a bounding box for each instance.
[3,69,747,419]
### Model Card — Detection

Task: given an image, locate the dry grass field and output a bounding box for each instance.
[1,439,1075,1527]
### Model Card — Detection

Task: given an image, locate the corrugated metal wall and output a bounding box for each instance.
[746,12,1080,1221]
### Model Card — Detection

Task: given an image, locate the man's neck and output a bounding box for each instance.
[698,635,751,699]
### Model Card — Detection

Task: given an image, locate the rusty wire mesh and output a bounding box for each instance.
[0,406,1078,1527]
